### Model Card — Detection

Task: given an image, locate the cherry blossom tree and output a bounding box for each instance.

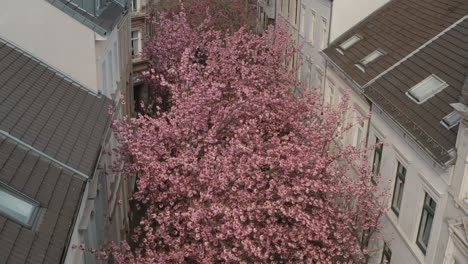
[106,11,388,264]
[151,0,257,31]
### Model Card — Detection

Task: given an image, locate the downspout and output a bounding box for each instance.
[274,0,277,30]
[322,0,333,104]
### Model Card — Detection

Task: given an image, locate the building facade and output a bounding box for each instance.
[0,1,135,263]
[321,0,468,263]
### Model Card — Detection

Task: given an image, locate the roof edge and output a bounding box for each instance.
[0,36,100,97]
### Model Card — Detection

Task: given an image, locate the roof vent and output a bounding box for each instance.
[406,74,449,104]
[441,111,461,129]
[336,34,362,55]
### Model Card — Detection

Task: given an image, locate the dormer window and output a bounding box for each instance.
[0,182,41,229]
[336,34,362,55]
[406,74,448,104]
[355,49,385,72]
[441,111,461,129]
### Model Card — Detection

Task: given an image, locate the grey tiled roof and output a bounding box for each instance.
[46,0,127,35]
[323,0,468,165]
[0,38,112,263]
[0,40,112,176]
[0,136,84,264]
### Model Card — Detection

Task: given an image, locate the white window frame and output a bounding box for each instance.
[321,17,328,49]
[300,4,306,36]
[131,29,142,57]
[406,74,449,104]
[132,0,139,13]
[101,60,108,96]
[308,10,316,45]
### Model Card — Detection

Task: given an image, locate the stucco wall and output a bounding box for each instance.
[368,105,451,264]
[0,0,97,91]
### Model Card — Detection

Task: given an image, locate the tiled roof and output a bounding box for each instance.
[0,136,84,264]
[323,0,468,165]
[0,38,112,263]
[365,18,468,164]
[0,40,111,176]
[324,0,468,87]
[46,0,127,35]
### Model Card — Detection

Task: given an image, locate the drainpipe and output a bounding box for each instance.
[322,0,333,103]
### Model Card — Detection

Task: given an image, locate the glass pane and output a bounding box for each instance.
[0,189,35,225]
[339,35,361,50]
[422,213,433,245]
[361,50,383,65]
[408,75,446,103]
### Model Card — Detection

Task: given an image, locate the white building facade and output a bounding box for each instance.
[0,1,135,263]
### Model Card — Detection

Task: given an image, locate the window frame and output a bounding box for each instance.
[380,243,392,264]
[321,17,328,49]
[0,182,41,229]
[391,161,406,216]
[406,74,449,104]
[308,10,316,45]
[416,192,437,254]
[371,137,383,184]
[299,4,306,36]
[131,29,142,57]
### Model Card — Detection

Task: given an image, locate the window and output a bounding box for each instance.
[352,111,364,149]
[113,41,120,80]
[337,35,362,54]
[362,49,384,66]
[108,51,114,91]
[441,111,461,129]
[300,5,306,36]
[391,161,406,216]
[321,17,328,49]
[308,10,316,44]
[131,30,141,56]
[132,0,138,12]
[326,82,334,105]
[101,61,107,95]
[294,0,299,25]
[417,193,437,254]
[316,67,324,89]
[406,74,449,104]
[371,138,383,184]
[0,182,41,228]
[380,243,392,264]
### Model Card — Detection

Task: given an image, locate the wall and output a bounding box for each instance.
[330,0,390,42]
[0,0,97,91]
[367,105,452,264]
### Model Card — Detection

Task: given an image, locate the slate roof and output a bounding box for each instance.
[322,0,468,165]
[0,136,84,264]
[0,40,111,176]
[0,38,112,263]
[46,0,127,35]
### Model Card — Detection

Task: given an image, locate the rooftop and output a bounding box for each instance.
[323,0,468,165]
[0,38,112,263]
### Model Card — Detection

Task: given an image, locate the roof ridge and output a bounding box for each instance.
[0,36,101,98]
[0,130,89,181]
[363,15,468,89]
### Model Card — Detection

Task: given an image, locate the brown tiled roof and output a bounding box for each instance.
[324,0,468,87]
[0,38,112,263]
[323,0,468,165]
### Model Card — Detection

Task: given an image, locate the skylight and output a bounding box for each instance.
[0,182,41,228]
[441,111,461,129]
[337,35,362,53]
[361,49,385,66]
[406,75,449,104]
